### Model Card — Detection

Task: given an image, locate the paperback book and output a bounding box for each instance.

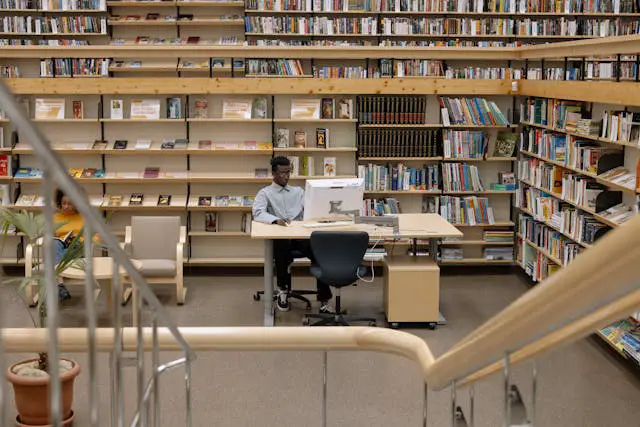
[110,99,124,119]
[72,100,83,119]
[275,129,289,148]
[321,98,334,119]
[205,212,219,232]
[129,193,144,205]
[166,97,182,119]
[294,131,306,148]
[157,194,171,206]
[316,128,328,148]
[193,98,208,118]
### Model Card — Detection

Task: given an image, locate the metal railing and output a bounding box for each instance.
[0,79,196,427]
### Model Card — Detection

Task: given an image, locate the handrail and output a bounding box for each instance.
[0,34,639,59]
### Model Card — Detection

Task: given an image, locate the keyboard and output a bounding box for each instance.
[302,221,355,228]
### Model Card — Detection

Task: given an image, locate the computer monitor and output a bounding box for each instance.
[303,178,364,221]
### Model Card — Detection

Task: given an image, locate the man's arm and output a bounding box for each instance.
[252,189,279,224]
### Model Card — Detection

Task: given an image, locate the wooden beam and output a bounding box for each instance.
[518,34,640,59]
[4,77,514,95]
[519,80,640,107]
[0,45,516,60]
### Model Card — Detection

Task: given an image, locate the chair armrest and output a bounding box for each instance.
[176,241,184,275]
[179,226,186,246]
[120,226,131,254]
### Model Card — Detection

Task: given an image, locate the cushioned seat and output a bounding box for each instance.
[134,259,176,277]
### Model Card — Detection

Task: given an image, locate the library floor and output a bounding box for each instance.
[1,269,639,426]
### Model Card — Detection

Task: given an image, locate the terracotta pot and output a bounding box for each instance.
[6,358,80,426]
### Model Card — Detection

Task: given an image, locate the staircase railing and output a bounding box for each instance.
[0,80,195,427]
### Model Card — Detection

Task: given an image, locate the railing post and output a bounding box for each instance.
[185,356,192,427]
[322,351,328,427]
[112,260,124,427]
[503,353,511,427]
[531,360,537,427]
[423,382,428,427]
[137,283,146,427]
[450,380,456,427]
[83,221,99,427]
[469,384,474,427]
[153,315,160,427]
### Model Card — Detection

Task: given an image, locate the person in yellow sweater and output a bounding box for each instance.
[54,189,85,301]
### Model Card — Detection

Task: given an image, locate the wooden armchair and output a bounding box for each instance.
[121,216,187,307]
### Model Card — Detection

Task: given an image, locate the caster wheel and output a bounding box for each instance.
[390,322,400,329]
[368,322,377,327]
[427,322,437,330]
[302,318,310,326]
[252,293,260,301]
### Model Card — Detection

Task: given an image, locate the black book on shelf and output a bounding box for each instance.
[114,140,128,150]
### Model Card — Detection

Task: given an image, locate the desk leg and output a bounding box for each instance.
[263,239,275,327]
[429,238,446,327]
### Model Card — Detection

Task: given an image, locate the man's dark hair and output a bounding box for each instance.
[271,156,290,172]
[55,189,65,208]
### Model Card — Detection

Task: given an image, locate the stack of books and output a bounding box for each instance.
[362,197,401,216]
[442,163,484,192]
[483,231,513,242]
[483,247,513,261]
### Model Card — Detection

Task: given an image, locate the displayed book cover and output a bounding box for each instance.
[16,194,36,206]
[198,196,212,207]
[0,154,11,177]
[143,167,160,178]
[194,98,208,119]
[493,132,518,157]
[321,98,334,119]
[0,184,9,206]
[291,98,321,120]
[337,98,353,119]
[275,129,289,148]
[161,140,175,149]
[499,171,516,185]
[254,168,268,178]
[294,131,306,148]
[228,196,243,207]
[243,195,255,206]
[35,98,65,120]
[205,212,218,232]
[214,195,229,207]
[323,157,336,176]
[174,138,188,149]
[131,99,161,120]
[241,212,252,233]
[72,100,83,119]
[106,194,123,207]
[110,99,124,119]
[129,193,144,205]
[198,140,212,150]
[158,194,171,206]
[81,168,98,178]
[14,167,32,178]
[68,168,84,178]
[222,99,252,119]
[212,58,225,68]
[252,96,268,119]
[166,97,182,119]
[288,156,299,176]
[315,128,328,148]
[92,140,108,150]
[135,139,152,150]
[301,156,315,176]
[114,140,128,150]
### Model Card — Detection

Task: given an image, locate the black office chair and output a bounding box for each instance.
[252,249,317,310]
[303,231,377,327]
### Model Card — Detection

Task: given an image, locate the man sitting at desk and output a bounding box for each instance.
[253,156,333,313]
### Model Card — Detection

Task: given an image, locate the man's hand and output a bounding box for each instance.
[273,219,289,226]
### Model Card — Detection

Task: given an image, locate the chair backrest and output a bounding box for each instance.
[310,231,369,287]
[131,216,181,260]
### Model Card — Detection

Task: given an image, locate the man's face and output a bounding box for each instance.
[273,165,291,186]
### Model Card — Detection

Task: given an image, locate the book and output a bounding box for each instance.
[241,212,252,233]
[337,98,353,119]
[294,131,306,148]
[291,99,321,120]
[114,140,128,150]
[110,99,123,119]
[198,196,212,206]
[143,167,160,178]
[16,194,36,206]
[0,154,11,177]
[323,157,336,176]
[166,97,181,119]
[157,194,171,206]
[106,194,123,207]
[92,140,107,150]
[254,168,269,178]
[493,132,518,157]
[0,184,9,206]
[35,98,65,120]
[146,12,159,20]
[81,168,98,178]
[135,139,152,150]
[161,140,175,149]
[72,100,83,119]
[321,98,334,119]
[222,99,252,119]
[288,156,299,176]
[275,129,289,148]
[301,156,315,176]
[198,140,212,150]
[212,58,225,68]
[315,128,328,148]
[204,212,218,232]
[252,96,268,119]
[193,98,208,119]
[129,193,144,205]
[131,99,161,120]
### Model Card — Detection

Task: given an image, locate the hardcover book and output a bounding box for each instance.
[493,132,518,157]
[92,140,107,150]
[14,167,32,178]
[323,157,336,177]
[337,98,353,119]
[198,140,212,150]
[35,98,65,120]
[198,196,212,207]
[294,131,306,148]
[252,96,268,119]
[161,140,175,149]
[222,99,252,119]
[143,167,160,178]
[131,99,161,120]
[106,194,123,207]
[129,193,144,205]
[275,129,289,148]
[0,154,11,177]
[81,168,98,178]
[68,168,83,178]
[174,138,188,149]
[16,194,36,206]
[214,196,229,207]
[166,97,181,119]
[301,156,315,176]
[321,98,334,119]
[291,98,321,120]
[315,128,328,148]
[205,212,218,232]
[114,140,128,150]
[157,194,171,206]
[110,99,123,119]
[135,139,152,150]
[193,98,208,119]
[288,156,299,176]
[72,100,83,119]
[254,168,269,178]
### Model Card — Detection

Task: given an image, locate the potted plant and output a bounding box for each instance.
[0,209,84,426]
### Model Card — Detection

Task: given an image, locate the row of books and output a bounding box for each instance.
[357,129,439,158]
[286,155,337,176]
[361,197,401,216]
[601,110,640,144]
[439,96,509,127]
[442,162,485,192]
[0,64,20,78]
[312,65,373,78]
[599,318,640,363]
[521,98,582,130]
[0,38,88,45]
[0,16,107,34]
[201,212,253,233]
[12,139,272,152]
[110,36,238,46]
[246,58,304,76]
[483,247,514,260]
[520,214,582,266]
[245,0,311,11]
[357,95,427,124]
[484,230,514,242]
[357,163,439,191]
[40,58,109,77]
[275,128,330,149]
[1,0,104,10]
[439,195,495,225]
[443,130,486,159]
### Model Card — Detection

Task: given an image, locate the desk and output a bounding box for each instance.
[250,213,462,326]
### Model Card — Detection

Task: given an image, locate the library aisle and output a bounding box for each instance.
[1,271,638,426]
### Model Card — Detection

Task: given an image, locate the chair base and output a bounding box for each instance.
[253,290,316,310]
[303,312,377,327]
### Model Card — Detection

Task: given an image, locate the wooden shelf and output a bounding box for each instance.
[359,157,443,161]
[178,19,244,25]
[451,221,515,227]
[443,190,515,195]
[439,258,514,265]
[363,190,439,195]
[0,8,106,12]
[517,233,563,265]
[274,118,357,123]
[188,231,249,237]
[100,118,184,123]
[107,1,178,7]
[186,148,272,155]
[100,204,187,210]
[439,240,514,246]
[102,148,189,155]
[109,66,179,72]
[188,175,270,183]
[359,123,441,128]
[186,118,271,123]
[273,147,357,153]
[187,205,252,211]
[32,118,98,123]
[289,175,356,180]
[108,19,177,26]
[176,1,245,6]
[443,157,517,162]
[516,205,592,249]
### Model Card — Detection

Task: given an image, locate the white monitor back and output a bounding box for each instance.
[303,178,364,221]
